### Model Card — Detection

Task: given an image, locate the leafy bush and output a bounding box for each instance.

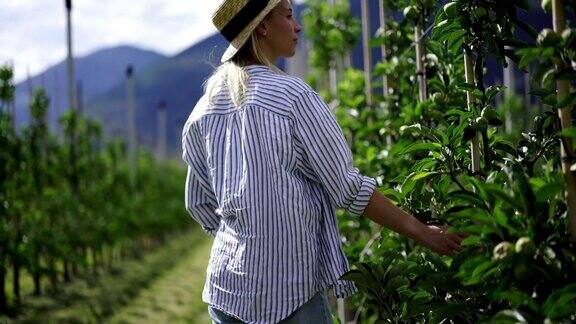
[304,0,576,322]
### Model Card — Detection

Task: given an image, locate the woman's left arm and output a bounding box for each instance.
[182,122,221,237]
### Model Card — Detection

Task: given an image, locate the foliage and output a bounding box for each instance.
[302,0,361,97]
[0,64,193,316]
[304,0,576,322]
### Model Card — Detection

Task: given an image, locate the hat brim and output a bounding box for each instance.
[220,0,282,63]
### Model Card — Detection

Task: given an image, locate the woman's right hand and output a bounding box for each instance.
[363,190,466,256]
[418,224,465,256]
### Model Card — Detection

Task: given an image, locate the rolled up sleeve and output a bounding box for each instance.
[292,91,376,216]
[182,123,221,236]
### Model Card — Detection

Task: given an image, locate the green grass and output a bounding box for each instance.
[109,233,212,324]
[4,228,212,323]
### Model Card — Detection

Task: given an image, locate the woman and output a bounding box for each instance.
[181,0,464,323]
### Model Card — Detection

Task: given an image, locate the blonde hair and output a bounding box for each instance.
[205,31,283,107]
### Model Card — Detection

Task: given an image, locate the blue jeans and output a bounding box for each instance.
[208,290,333,323]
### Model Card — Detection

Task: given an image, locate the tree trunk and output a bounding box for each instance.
[33,250,41,296]
[33,272,41,296]
[49,258,58,292]
[63,259,71,282]
[12,258,19,303]
[108,246,114,269]
[0,265,7,314]
[72,250,79,276]
[552,0,576,240]
[91,247,98,276]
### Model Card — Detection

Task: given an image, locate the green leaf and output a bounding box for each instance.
[447,190,490,211]
[396,142,442,155]
[493,205,516,235]
[381,188,403,203]
[485,85,506,101]
[447,30,466,54]
[492,309,529,323]
[428,303,468,322]
[455,82,477,92]
[497,289,539,311]
[412,157,438,172]
[401,171,439,194]
[384,275,410,293]
[461,235,480,246]
[423,252,449,272]
[412,171,439,181]
[340,269,378,293]
[484,185,522,210]
[535,179,564,203]
[557,92,576,109]
[543,284,576,318]
[517,48,541,69]
[560,126,576,138]
[492,141,518,157]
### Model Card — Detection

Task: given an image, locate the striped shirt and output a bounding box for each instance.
[181,65,376,323]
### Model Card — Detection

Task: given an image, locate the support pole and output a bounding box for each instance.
[360,0,372,106]
[156,100,167,162]
[65,0,75,110]
[503,50,516,134]
[465,52,481,174]
[415,24,427,102]
[76,79,83,115]
[379,0,393,148]
[327,0,338,97]
[125,65,137,186]
[552,0,576,240]
[379,0,389,97]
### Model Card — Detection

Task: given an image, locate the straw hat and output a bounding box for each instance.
[212,0,282,62]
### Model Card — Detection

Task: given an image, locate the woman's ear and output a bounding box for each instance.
[256,21,268,37]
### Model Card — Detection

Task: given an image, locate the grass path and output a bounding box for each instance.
[7,228,213,323]
[109,233,213,324]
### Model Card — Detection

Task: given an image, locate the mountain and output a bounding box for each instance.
[14,45,166,129]
[85,33,227,153]
[83,12,299,157]
[75,1,555,157]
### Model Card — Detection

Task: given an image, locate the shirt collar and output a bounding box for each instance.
[244,64,273,74]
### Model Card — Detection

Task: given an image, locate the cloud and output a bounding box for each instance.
[0,0,304,83]
[0,0,221,83]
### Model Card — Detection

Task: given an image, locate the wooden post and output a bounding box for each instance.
[125,65,137,186]
[54,71,60,137]
[0,266,6,314]
[328,0,338,97]
[465,52,481,174]
[26,67,33,99]
[379,0,393,148]
[523,66,531,130]
[65,0,75,110]
[415,24,427,101]
[361,0,372,106]
[503,50,516,134]
[552,0,576,240]
[76,79,83,115]
[379,0,389,97]
[156,100,167,162]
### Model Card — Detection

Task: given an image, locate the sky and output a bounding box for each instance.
[0,0,302,83]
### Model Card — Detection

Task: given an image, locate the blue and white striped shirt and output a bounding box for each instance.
[181,65,376,323]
